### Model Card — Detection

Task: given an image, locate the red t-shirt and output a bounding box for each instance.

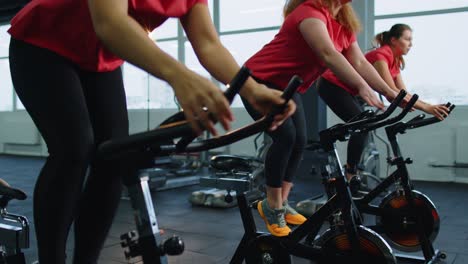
[8,0,207,72]
[245,0,356,93]
[321,45,400,95]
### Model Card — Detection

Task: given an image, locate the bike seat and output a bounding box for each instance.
[0,178,27,201]
[210,155,258,172]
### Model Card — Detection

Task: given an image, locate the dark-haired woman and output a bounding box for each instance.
[319,23,450,189]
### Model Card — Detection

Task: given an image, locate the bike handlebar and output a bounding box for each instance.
[175,66,252,150]
[406,102,456,130]
[180,75,303,153]
[326,89,407,137]
[223,66,251,103]
[97,70,303,160]
[158,66,251,127]
[358,94,419,133]
[384,102,456,140]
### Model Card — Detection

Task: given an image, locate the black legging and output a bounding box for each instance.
[316,77,367,169]
[241,79,307,188]
[9,38,129,264]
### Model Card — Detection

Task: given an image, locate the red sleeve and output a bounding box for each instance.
[292,3,328,25]
[195,0,208,4]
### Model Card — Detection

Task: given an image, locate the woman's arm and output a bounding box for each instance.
[299,18,384,108]
[181,3,295,129]
[87,0,235,134]
[346,47,398,99]
[394,71,449,119]
[372,60,448,118]
[394,73,407,91]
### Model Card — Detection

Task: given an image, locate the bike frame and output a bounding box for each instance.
[353,108,455,264]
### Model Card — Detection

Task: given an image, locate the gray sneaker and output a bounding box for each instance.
[257,199,291,236]
[283,200,307,225]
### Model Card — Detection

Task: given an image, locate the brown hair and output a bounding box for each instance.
[373,23,412,69]
[283,0,361,33]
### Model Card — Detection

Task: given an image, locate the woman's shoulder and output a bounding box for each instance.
[287,0,330,23]
[365,45,395,65]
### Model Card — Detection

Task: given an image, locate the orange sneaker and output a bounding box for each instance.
[283,200,307,225]
[257,199,291,237]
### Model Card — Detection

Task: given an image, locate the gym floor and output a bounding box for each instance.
[1,155,468,264]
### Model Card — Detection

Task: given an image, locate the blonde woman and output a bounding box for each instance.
[242,0,400,237]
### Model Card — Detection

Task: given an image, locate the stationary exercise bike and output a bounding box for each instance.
[352,95,397,193]
[295,98,391,216]
[0,179,29,264]
[95,67,301,264]
[201,90,414,264]
[189,132,269,208]
[352,102,456,263]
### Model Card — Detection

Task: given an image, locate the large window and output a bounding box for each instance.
[375,0,468,16]
[374,4,468,105]
[220,31,277,107]
[124,0,214,110]
[220,0,283,32]
[149,18,178,40]
[124,40,179,109]
[0,25,8,57]
[0,24,12,111]
[124,0,282,110]
[0,59,13,111]
[1,1,284,111]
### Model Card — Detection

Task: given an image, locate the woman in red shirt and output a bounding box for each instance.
[242,0,399,237]
[319,23,450,192]
[8,0,295,263]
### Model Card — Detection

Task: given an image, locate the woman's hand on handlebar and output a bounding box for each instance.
[424,104,451,120]
[384,89,413,110]
[243,83,297,131]
[172,69,234,136]
[358,85,385,110]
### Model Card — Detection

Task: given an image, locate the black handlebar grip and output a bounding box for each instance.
[402,94,419,113]
[386,89,407,113]
[448,104,456,114]
[407,114,426,123]
[267,75,303,119]
[282,75,303,100]
[224,66,251,103]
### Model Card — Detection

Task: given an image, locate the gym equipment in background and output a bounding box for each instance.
[0,179,29,264]
[189,133,270,208]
